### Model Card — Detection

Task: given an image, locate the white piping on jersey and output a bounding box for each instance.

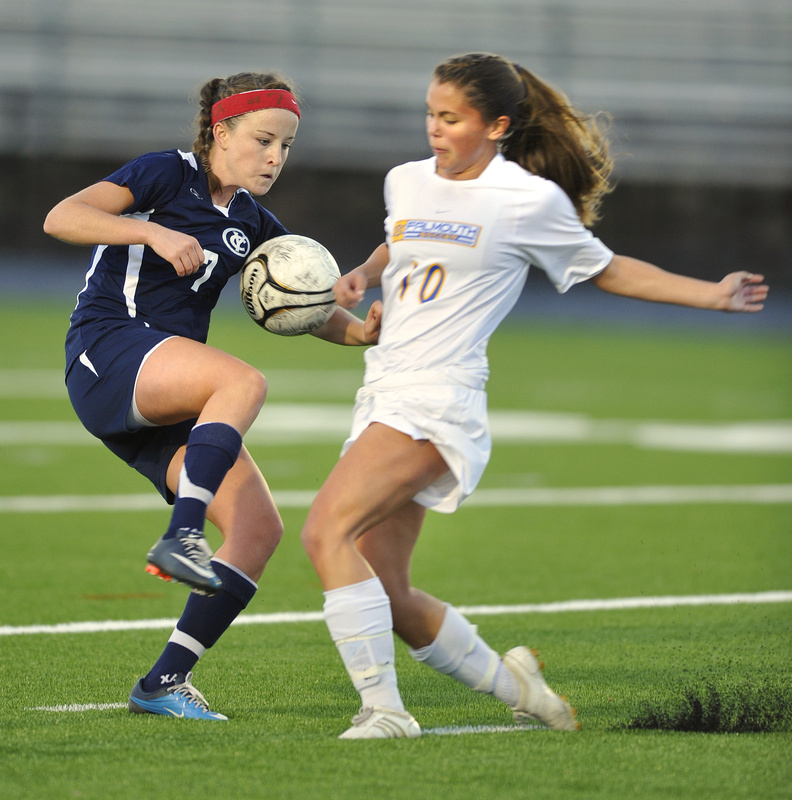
[177,148,248,214]
[117,210,150,318]
[73,245,107,311]
[179,150,198,169]
[122,239,146,318]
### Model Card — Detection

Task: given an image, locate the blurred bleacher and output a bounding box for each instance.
[1,0,790,301]
[1,0,790,184]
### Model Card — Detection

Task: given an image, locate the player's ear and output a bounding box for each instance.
[212,122,230,149]
[488,116,511,142]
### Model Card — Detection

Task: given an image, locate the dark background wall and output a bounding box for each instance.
[1,0,789,296]
[5,156,790,291]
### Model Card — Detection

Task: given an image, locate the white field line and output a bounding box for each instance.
[424,724,545,735]
[22,591,792,721]
[4,591,791,638]
[30,703,128,712]
[0,369,365,400]
[1,483,790,514]
[27,706,548,732]
[2,368,789,452]
[1,411,791,452]
[24,707,549,736]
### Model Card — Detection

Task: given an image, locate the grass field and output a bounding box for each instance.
[0,298,790,800]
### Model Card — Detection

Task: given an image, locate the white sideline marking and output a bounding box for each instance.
[26,706,538,731]
[3,591,790,638]
[3,366,790,453]
[30,703,127,712]
[25,705,540,727]
[1,484,790,514]
[1,412,791,452]
[0,369,364,400]
[21,592,792,717]
[425,724,544,736]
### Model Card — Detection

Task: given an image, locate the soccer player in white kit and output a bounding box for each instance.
[300,53,768,738]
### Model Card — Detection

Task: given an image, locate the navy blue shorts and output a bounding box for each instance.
[65,323,196,503]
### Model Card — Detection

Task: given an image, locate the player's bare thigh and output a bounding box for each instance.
[135,336,267,428]
[305,422,449,544]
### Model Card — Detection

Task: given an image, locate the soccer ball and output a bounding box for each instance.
[240,234,340,336]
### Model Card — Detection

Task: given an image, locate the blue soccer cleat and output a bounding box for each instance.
[145,528,222,595]
[128,671,228,720]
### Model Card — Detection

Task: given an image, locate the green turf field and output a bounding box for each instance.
[0,301,790,799]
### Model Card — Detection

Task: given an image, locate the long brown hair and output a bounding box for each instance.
[192,71,298,195]
[433,53,613,227]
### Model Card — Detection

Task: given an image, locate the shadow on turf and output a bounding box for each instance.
[620,676,792,733]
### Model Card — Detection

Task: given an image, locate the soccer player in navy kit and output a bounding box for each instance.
[44,71,381,719]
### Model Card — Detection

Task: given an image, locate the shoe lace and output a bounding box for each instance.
[350,707,374,726]
[177,529,213,568]
[168,672,210,711]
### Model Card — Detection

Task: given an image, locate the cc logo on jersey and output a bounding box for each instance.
[222,228,251,257]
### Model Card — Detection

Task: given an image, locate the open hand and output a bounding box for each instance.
[719,272,769,312]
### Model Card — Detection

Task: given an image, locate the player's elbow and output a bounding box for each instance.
[43,206,69,241]
[42,210,58,238]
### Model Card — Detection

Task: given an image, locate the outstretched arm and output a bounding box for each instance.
[311,301,383,346]
[311,243,390,345]
[592,255,768,313]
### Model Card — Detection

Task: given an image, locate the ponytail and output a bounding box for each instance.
[505,65,613,227]
[433,54,613,227]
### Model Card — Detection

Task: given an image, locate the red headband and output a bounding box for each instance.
[211,89,301,125]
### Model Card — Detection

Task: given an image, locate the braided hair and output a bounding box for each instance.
[192,71,298,195]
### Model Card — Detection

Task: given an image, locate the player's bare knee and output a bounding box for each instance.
[235,365,268,411]
[248,504,284,558]
[250,367,269,406]
[300,516,337,565]
[300,519,320,561]
[262,515,285,554]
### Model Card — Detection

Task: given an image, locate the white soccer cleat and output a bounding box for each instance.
[502,646,581,731]
[338,706,422,739]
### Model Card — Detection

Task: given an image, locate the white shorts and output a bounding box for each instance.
[341,373,491,513]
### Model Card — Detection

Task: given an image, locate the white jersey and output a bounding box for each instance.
[363,154,613,390]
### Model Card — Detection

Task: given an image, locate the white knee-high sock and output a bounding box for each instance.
[410,604,519,706]
[323,577,405,712]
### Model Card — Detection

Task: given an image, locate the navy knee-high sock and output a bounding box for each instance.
[163,422,242,540]
[142,559,257,692]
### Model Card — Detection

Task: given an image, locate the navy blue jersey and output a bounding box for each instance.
[65,149,288,371]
